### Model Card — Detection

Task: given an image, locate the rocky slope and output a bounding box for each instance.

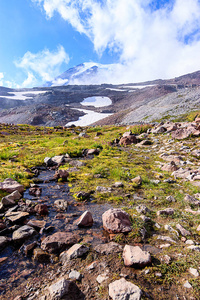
[0,70,200,126]
[0,121,200,299]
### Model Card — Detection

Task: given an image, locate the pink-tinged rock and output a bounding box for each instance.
[119,135,138,146]
[5,211,29,223]
[27,219,46,229]
[151,126,167,134]
[176,224,191,236]
[54,169,69,181]
[0,178,24,194]
[123,245,151,267]
[161,161,179,172]
[86,149,100,156]
[109,278,142,300]
[94,242,123,255]
[1,190,22,207]
[76,211,93,227]
[102,209,132,233]
[35,204,48,215]
[41,232,79,253]
[60,243,89,264]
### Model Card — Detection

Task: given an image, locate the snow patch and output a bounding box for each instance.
[0,90,47,101]
[65,108,112,127]
[81,96,112,107]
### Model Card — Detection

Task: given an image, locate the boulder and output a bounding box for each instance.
[102,208,132,233]
[27,220,46,229]
[54,199,68,211]
[184,194,200,206]
[69,270,82,281]
[0,236,10,250]
[176,224,191,236]
[60,244,89,264]
[33,248,50,263]
[131,176,142,185]
[52,155,65,165]
[1,190,22,207]
[123,245,151,267]
[5,211,29,223]
[48,278,70,300]
[109,278,142,300]
[44,157,56,167]
[12,225,37,243]
[157,208,174,216]
[35,204,48,215]
[76,211,93,227]
[54,169,69,181]
[0,178,24,194]
[119,135,138,146]
[161,161,179,172]
[41,232,79,254]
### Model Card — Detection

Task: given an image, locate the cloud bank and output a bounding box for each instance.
[32,0,200,83]
[15,45,69,87]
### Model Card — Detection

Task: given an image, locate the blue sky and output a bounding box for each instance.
[0,0,200,88]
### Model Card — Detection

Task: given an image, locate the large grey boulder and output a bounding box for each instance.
[41,232,79,253]
[48,278,70,300]
[102,208,132,233]
[109,278,142,300]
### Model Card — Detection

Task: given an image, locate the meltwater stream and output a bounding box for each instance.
[0,168,113,297]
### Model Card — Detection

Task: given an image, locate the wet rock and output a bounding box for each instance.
[176,224,191,236]
[0,178,24,194]
[157,208,174,216]
[0,236,10,250]
[35,204,48,215]
[24,241,37,256]
[69,270,82,281]
[76,191,91,200]
[102,208,132,234]
[41,232,79,254]
[27,220,46,230]
[54,199,68,211]
[131,176,142,185]
[54,169,69,181]
[44,157,55,166]
[12,225,37,243]
[29,186,42,197]
[1,190,22,207]
[161,161,179,172]
[48,278,70,300]
[109,278,142,300]
[94,242,123,254]
[5,211,29,223]
[76,211,93,227]
[33,248,51,263]
[123,245,151,267]
[60,244,89,263]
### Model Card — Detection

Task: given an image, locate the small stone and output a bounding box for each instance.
[160,255,171,264]
[189,267,199,277]
[159,244,171,249]
[197,225,200,231]
[54,169,69,181]
[27,220,46,229]
[94,242,123,254]
[176,224,190,236]
[109,278,142,300]
[33,248,50,263]
[0,236,10,250]
[54,199,68,211]
[12,225,37,243]
[69,270,82,281]
[131,176,142,185]
[166,195,176,202]
[184,281,192,289]
[185,240,194,245]
[35,204,48,215]
[123,245,151,267]
[114,182,124,188]
[96,273,109,284]
[157,208,174,216]
[136,205,150,214]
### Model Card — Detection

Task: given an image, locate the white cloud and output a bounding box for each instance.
[0,72,4,86]
[15,45,70,86]
[32,0,200,82]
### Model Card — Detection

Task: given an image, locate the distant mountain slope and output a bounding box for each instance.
[0,68,200,126]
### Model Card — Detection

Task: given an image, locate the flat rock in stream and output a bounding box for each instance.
[41,232,80,254]
[12,225,37,243]
[5,211,29,223]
